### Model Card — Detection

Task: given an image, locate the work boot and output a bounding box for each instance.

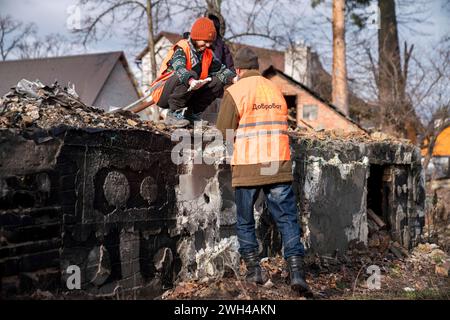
[164,110,190,128]
[287,256,310,294]
[241,251,263,284]
[184,110,208,126]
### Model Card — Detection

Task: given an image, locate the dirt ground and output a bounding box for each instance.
[161,242,450,300]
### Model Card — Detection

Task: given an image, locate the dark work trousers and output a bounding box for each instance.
[235,183,305,259]
[157,70,225,114]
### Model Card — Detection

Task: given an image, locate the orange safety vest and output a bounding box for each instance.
[149,39,213,103]
[227,75,291,166]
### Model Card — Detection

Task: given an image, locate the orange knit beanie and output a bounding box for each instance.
[190,17,217,41]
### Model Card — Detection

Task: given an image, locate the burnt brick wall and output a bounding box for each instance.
[1,128,182,298]
[0,130,63,295]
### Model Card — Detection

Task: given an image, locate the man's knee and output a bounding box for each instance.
[162,71,199,109]
[209,76,224,89]
[206,76,225,97]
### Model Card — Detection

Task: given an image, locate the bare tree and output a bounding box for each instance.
[376,0,416,139]
[0,15,34,61]
[146,0,157,80]
[73,0,174,81]
[332,0,349,115]
[311,0,436,142]
[173,0,306,48]
[16,34,75,59]
[205,0,222,13]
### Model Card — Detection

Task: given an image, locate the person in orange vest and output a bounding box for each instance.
[149,17,235,127]
[216,47,310,294]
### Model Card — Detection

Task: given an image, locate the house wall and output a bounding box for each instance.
[94,61,140,111]
[269,74,362,132]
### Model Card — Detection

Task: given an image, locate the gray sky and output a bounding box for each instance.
[0,0,126,53]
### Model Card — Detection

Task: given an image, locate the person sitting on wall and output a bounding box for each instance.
[149,17,236,127]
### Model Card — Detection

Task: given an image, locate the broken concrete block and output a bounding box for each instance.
[194,236,240,280]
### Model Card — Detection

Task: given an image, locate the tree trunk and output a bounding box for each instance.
[378,0,402,128]
[206,0,222,13]
[147,0,157,82]
[332,0,349,116]
[377,0,418,141]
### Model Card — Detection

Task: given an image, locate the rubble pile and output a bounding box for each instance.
[0,79,170,135]
[290,126,413,145]
[364,209,410,259]
[162,241,450,300]
[0,80,409,145]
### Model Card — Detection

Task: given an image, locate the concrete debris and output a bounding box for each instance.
[263,279,275,288]
[0,79,170,135]
[430,249,447,262]
[290,127,414,145]
[194,236,240,280]
[0,79,418,147]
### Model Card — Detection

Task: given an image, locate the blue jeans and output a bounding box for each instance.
[235,183,305,259]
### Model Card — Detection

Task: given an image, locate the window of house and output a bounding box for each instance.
[302,104,318,120]
[284,95,297,122]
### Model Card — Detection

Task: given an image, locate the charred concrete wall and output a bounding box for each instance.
[291,136,425,254]
[0,128,426,296]
[174,161,239,281]
[1,128,181,297]
[175,134,426,279]
[0,130,63,295]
